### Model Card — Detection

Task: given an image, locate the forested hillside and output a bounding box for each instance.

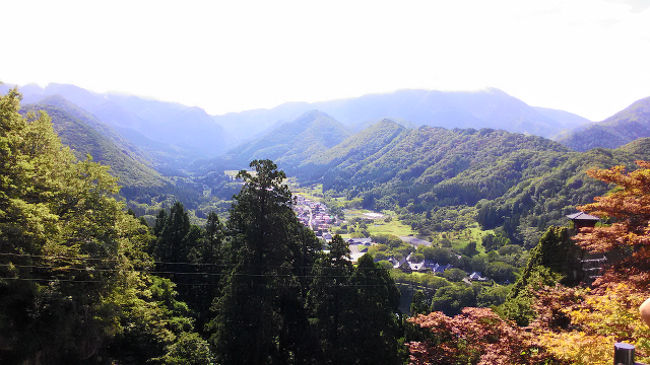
[2,83,596,162]
[558,96,650,151]
[22,97,169,194]
[296,121,650,246]
[222,110,350,172]
[15,83,650,249]
[1,83,229,170]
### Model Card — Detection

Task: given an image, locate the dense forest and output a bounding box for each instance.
[0,89,404,364]
[294,119,650,248]
[3,87,650,364]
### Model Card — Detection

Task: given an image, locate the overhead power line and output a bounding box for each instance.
[0,252,392,271]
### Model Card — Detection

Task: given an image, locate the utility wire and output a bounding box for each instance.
[0,252,394,271]
[1,264,438,289]
[0,276,428,289]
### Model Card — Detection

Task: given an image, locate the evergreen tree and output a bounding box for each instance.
[154,208,168,237]
[308,234,354,363]
[208,160,319,365]
[347,254,403,365]
[155,201,193,263]
[186,211,225,334]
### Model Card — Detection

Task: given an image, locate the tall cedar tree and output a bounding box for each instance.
[208,160,320,365]
[307,234,354,363]
[308,236,404,364]
[347,254,403,365]
[186,211,225,333]
[151,202,223,332]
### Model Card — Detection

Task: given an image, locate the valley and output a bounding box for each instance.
[5,0,650,362]
[9,82,650,288]
[4,84,650,364]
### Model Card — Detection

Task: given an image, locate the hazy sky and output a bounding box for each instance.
[2,0,649,120]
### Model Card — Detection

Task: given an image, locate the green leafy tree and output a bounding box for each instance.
[157,332,215,365]
[431,284,476,315]
[0,88,203,364]
[442,268,468,282]
[410,290,431,315]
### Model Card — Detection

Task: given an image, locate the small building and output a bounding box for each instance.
[566,211,600,229]
[346,237,372,246]
[567,211,606,283]
[433,263,452,274]
[389,257,404,269]
[469,271,487,281]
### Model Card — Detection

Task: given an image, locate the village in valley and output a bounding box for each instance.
[292,194,489,283]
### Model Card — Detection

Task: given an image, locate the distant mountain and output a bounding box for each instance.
[22,97,169,196]
[212,102,314,146]
[300,119,408,179]
[3,83,594,161]
[223,110,350,172]
[311,88,576,137]
[533,106,592,138]
[558,96,650,151]
[213,88,591,140]
[3,83,229,164]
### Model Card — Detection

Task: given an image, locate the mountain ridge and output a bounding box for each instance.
[558,96,650,151]
[3,83,594,156]
[22,97,169,195]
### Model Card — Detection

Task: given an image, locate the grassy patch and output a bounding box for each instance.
[291,183,324,201]
[367,219,415,237]
[427,224,494,254]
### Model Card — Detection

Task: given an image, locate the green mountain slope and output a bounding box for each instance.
[303,122,568,203]
[23,97,169,193]
[300,119,408,179]
[478,146,642,245]
[296,122,650,246]
[558,96,650,151]
[226,110,350,171]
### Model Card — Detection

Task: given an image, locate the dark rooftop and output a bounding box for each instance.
[566,211,600,221]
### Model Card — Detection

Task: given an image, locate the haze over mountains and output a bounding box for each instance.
[222,110,351,171]
[20,96,171,199]
[3,82,650,192]
[3,81,650,246]
[2,83,600,163]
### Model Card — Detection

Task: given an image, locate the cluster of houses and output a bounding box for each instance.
[292,196,491,283]
[391,255,453,273]
[293,196,335,240]
[395,256,487,282]
[345,238,487,282]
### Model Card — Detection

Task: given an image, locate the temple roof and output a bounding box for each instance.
[566,211,600,221]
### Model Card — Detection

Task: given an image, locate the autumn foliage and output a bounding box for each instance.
[408,161,650,365]
[532,283,650,364]
[575,160,650,288]
[407,308,557,364]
